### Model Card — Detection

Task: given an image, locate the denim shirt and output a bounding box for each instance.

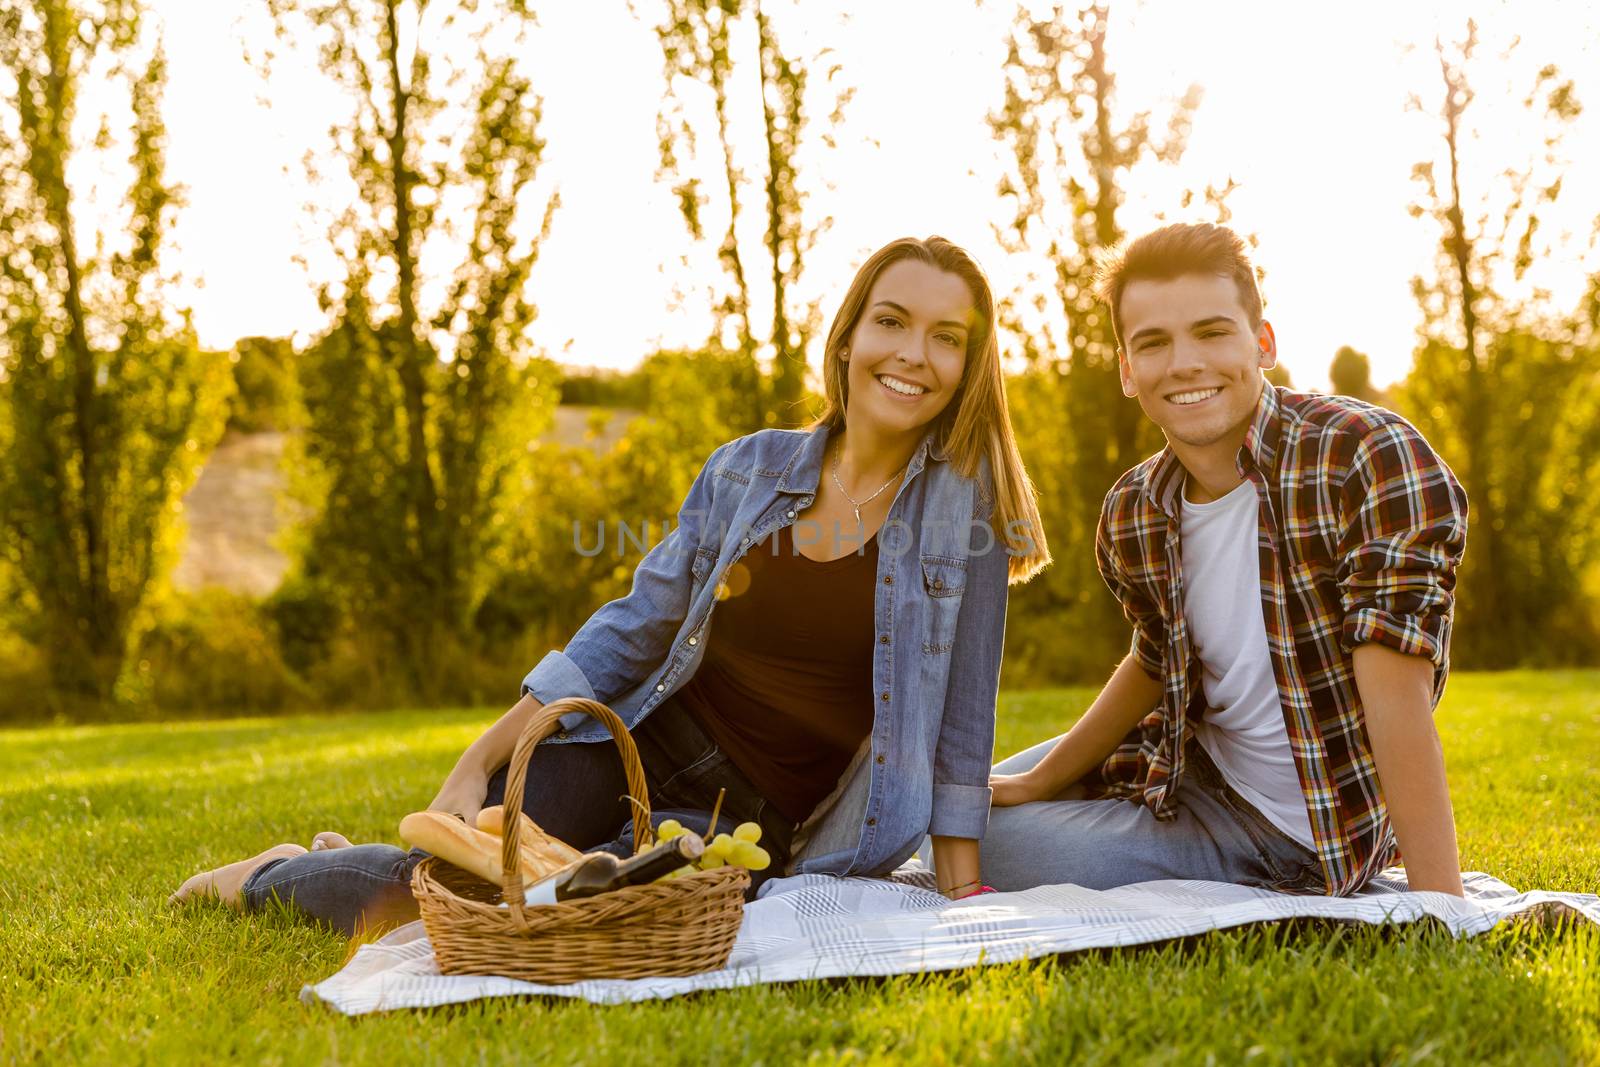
[521,424,1010,876]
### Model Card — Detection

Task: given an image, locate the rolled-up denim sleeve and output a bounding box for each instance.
[1336,420,1468,668]
[929,503,1009,840]
[521,441,728,725]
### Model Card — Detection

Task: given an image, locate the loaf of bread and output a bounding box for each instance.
[476,804,585,867]
[399,810,570,887]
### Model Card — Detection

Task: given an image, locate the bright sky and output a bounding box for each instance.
[141,0,1600,389]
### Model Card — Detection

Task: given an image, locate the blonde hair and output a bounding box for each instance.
[810,236,1049,583]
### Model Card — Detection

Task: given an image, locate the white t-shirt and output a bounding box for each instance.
[1180,478,1316,850]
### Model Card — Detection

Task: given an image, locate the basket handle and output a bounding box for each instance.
[498,697,652,912]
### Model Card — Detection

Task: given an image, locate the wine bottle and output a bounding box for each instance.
[522,832,705,905]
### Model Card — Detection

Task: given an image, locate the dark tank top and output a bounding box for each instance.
[670,521,879,823]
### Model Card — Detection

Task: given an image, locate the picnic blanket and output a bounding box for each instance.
[302,867,1599,1015]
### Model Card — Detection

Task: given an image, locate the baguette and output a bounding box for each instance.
[399,811,568,887]
[476,804,585,866]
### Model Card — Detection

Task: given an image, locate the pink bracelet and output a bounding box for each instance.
[957,885,997,899]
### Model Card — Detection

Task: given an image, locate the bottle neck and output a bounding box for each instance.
[612,836,700,886]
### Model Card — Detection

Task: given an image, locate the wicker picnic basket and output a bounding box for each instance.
[410,697,750,984]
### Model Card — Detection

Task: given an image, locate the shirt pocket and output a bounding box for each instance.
[691,546,717,590]
[920,555,966,655]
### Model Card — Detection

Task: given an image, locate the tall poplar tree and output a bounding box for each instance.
[991,2,1209,679]
[653,0,845,428]
[1399,21,1597,665]
[262,0,558,694]
[0,0,230,705]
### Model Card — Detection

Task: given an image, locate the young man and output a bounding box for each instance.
[981,223,1469,896]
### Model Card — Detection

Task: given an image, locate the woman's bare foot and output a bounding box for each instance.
[311,831,354,852]
[169,843,307,910]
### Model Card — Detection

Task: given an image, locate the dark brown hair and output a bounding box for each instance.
[1095,223,1264,349]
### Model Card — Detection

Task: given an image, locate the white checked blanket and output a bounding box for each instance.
[302,868,1599,1015]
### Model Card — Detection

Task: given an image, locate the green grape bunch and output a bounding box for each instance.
[654,819,771,879]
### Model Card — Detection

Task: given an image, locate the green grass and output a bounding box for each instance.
[2,672,1597,1065]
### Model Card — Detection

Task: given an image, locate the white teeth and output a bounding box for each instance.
[1169,388,1221,406]
[878,375,927,397]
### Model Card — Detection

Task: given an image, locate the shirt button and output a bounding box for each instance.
[655,683,666,692]
[875,754,886,764]
[866,817,877,827]
[878,634,890,645]
[883,575,893,586]
[786,510,795,518]
[880,691,890,703]
[932,579,944,591]
[687,636,698,646]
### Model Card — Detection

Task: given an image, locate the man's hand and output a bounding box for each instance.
[1355,642,1463,896]
[992,654,1163,805]
[989,771,1042,808]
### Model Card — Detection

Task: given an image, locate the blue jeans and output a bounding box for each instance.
[962,736,1324,893]
[242,697,796,936]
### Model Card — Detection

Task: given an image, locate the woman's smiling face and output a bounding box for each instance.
[843,258,974,435]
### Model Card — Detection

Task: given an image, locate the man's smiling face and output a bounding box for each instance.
[1116,272,1277,450]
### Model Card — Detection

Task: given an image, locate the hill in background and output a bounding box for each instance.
[172,406,637,597]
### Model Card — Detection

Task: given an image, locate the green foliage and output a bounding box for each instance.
[1000,370,1131,686]
[259,572,340,676]
[653,0,844,429]
[226,336,297,433]
[0,0,233,706]
[1,674,1595,1060]
[0,627,48,721]
[1401,22,1599,668]
[481,346,753,648]
[1330,345,1381,402]
[1397,330,1600,665]
[135,588,311,715]
[264,0,559,699]
[557,366,648,409]
[990,3,1192,684]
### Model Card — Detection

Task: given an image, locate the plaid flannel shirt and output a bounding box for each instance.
[1088,384,1469,896]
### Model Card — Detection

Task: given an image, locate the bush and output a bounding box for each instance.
[136,588,311,715]
[1000,605,1127,690]
[262,573,342,675]
[0,631,50,723]
[228,336,298,433]
[557,365,648,409]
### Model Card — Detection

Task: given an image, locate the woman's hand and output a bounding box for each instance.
[989,770,1042,808]
[428,765,490,826]
[423,693,553,828]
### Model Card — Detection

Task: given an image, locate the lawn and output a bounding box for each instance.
[2,672,1597,1064]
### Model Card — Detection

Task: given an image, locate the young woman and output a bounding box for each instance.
[171,236,1050,936]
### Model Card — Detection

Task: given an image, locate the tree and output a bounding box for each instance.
[652,0,847,428]
[481,344,751,650]
[1329,345,1380,403]
[227,336,298,433]
[0,0,231,706]
[260,0,559,696]
[989,2,1212,681]
[1399,21,1598,666]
